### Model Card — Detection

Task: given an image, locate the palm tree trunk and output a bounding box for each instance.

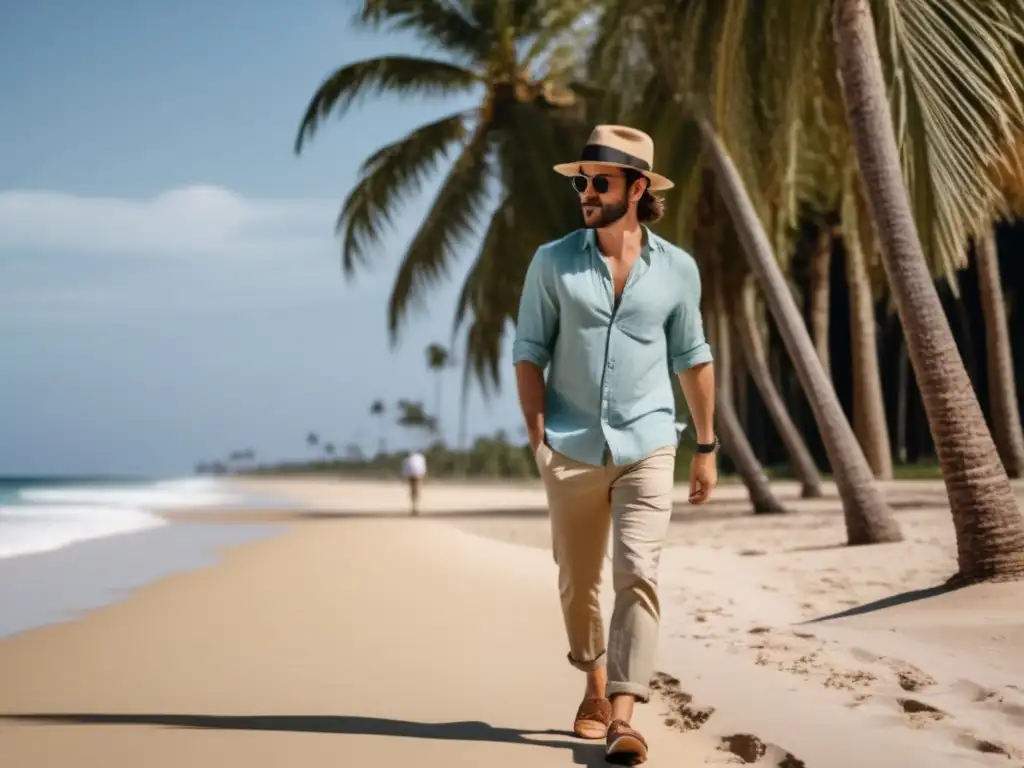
[734,277,824,498]
[434,373,443,441]
[719,394,785,514]
[809,227,833,380]
[709,280,787,515]
[458,395,469,451]
[976,227,1024,478]
[734,331,750,431]
[846,237,893,479]
[700,118,901,544]
[833,0,1024,581]
[896,333,909,464]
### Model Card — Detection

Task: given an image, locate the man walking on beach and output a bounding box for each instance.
[513,125,717,765]
[401,450,426,516]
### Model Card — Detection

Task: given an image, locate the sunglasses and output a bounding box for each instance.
[571,172,624,195]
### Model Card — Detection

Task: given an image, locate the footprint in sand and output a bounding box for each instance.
[894,664,937,693]
[898,697,948,723]
[648,672,807,766]
[716,733,807,767]
[848,648,936,693]
[949,680,1024,723]
[955,733,1023,760]
[823,669,877,690]
[649,672,716,731]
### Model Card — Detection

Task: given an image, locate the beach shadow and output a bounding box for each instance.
[802,584,956,623]
[204,503,803,523]
[0,712,607,766]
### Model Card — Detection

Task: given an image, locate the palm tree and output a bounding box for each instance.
[396,398,438,448]
[590,1,902,544]
[983,129,1024,478]
[831,0,1024,581]
[700,123,899,542]
[694,169,788,514]
[294,0,595,350]
[840,184,893,481]
[733,275,824,498]
[227,449,256,473]
[808,220,835,382]
[370,399,387,455]
[976,228,1024,478]
[306,432,319,452]
[425,343,451,440]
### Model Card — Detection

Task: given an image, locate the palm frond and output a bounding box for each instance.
[585,1,662,118]
[336,110,471,274]
[450,95,589,391]
[386,123,494,341]
[294,55,479,153]
[493,100,587,237]
[452,195,520,394]
[520,0,602,76]
[351,0,486,63]
[453,196,513,333]
[755,3,837,268]
[459,313,508,397]
[875,0,1024,282]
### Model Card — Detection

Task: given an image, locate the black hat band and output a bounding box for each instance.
[579,143,652,172]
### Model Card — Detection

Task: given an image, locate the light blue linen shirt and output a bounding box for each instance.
[512,226,713,467]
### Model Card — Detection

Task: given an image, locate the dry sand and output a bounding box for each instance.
[2,476,1023,767]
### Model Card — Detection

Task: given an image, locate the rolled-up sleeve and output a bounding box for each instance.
[512,246,559,369]
[666,260,713,373]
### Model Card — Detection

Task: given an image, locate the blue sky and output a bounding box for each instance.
[0,0,526,476]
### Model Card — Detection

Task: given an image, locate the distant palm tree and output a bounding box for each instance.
[226,449,257,473]
[396,398,438,448]
[306,432,319,456]
[324,442,336,459]
[370,399,387,455]
[425,343,450,440]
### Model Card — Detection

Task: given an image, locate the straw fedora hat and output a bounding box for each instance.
[553,124,674,191]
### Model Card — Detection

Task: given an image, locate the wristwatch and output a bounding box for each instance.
[695,435,719,454]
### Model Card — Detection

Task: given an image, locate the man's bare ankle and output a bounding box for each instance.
[610,692,636,723]
[584,668,607,699]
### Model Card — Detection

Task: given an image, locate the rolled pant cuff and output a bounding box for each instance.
[566,649,606,672]
[605,680,651,702]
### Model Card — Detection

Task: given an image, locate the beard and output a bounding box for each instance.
[581,195,629,229]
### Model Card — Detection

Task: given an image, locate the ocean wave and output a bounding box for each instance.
[0,504,167,559]
[0,476,243,561]
[17,476,240,509]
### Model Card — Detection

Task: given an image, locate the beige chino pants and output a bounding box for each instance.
[534,441,676,701]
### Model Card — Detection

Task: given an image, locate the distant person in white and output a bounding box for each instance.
[401,451,427,516]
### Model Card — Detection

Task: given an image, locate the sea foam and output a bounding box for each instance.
[0,477,241,560]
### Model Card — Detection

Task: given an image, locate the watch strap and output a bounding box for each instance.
[695,435,719,454]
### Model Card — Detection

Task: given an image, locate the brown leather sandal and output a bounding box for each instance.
[605,718,648,765]
[572,696,611,739]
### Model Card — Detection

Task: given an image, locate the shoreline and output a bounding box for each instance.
[1,519,285,642]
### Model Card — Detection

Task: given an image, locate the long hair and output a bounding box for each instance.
[625,169,666,224]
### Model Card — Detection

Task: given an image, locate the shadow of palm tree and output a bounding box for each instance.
[0,712,607,766]
[802,584,956,623]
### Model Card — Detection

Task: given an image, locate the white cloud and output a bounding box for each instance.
[0,185,339,259]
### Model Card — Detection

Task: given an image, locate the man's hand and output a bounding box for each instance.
[688,452,717,504]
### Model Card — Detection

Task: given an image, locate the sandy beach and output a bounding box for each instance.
[2,476,1023,767]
